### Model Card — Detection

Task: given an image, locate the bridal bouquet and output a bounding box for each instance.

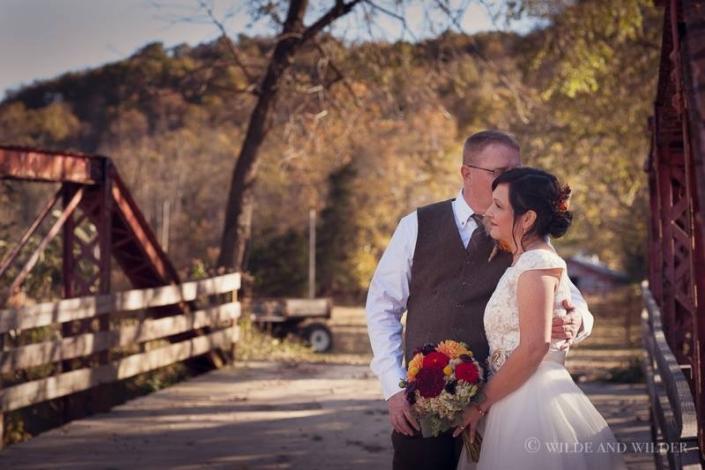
[399,340,485,462]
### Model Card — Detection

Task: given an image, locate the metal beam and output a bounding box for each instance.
[0,146,105,184]
[10,186,84,296]
[0,188,61,279]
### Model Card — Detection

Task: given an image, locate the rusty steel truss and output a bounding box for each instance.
[647,0,705,458]
[0,146,181,302]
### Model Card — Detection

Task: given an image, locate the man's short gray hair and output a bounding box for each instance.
[462,130,520,164]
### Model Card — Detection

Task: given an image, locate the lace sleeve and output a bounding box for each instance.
[513,249,566,277]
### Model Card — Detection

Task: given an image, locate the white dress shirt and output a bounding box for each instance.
[365,188,595,400]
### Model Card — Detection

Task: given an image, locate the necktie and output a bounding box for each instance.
[466,213,486,253]
[471,213,484,226]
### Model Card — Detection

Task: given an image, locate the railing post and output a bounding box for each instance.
[0,272,240,448]
[230,280,239,363]
[93,160,113,413]
[0,330,4,449]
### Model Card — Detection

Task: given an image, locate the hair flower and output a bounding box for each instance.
[555,184,572,212]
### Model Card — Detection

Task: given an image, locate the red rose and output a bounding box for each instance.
[415,367,446,398]
[422,351,450,370]
[455,362,480,383]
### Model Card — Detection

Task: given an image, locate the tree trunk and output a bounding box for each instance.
[217,0,361,271]
[217,0,308,271]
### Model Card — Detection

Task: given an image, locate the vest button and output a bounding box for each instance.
[456,303,462,308]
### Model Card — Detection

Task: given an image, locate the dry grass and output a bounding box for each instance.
[238,286,646,383]
[567,285,644,382]
[234,307,373,365]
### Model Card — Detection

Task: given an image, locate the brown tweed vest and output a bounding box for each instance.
[405,199,513,367]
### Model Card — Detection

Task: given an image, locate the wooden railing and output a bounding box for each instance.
[0,272,241,447]
[641,282,702,469]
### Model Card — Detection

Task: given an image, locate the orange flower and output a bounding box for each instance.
[407,353,424,381]
[436,340,469,359]
[408,352,423,370]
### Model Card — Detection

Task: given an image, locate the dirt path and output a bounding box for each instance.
[1,304,656,469]
[0,360,653,470]
[0,361,391,469]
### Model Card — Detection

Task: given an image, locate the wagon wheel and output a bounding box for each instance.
[302,322,333,353]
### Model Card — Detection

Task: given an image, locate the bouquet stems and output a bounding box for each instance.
[463,430,483,463]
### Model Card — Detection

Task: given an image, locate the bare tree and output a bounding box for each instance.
[182,0,534,272]
[215,0,363,270]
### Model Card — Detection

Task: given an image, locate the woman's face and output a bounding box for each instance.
[485,184,520,249]
[485,183,537,251]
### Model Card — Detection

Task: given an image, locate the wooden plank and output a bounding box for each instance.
[640,305,702,470]
[229,287,239,362]
[0,328,235,412]
[250,298,331,319]
[652,326,699,437]
[643,310,680,444]
[0,303,240,373]
[284,298,331,316]
[0,273,241,333]
[116,303,240,348]
[642,283,700,441]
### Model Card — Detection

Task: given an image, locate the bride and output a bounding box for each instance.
[453,167,626,469]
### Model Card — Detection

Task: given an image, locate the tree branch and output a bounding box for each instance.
[362,0,418,42]
[431,0,534,123]
[311,39,360,108]
[198,0,257,85]
[301,0,363,44]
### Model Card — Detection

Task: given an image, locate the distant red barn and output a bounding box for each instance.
[565,254,629,295]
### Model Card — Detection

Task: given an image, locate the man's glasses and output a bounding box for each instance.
[463,163,509,177]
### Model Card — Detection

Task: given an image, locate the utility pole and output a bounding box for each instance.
[161,199,170,253]
[308,208,316,298]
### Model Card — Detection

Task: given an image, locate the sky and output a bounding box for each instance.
[0,0,538,99]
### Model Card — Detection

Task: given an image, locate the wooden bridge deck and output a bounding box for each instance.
[0,360,654,470]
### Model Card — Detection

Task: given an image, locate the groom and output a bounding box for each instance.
[365,130,594,470]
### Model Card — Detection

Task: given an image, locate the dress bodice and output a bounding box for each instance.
[483,249,571,375]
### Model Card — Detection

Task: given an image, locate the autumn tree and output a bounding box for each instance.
[196,0,507,272]
[0,0,661,300]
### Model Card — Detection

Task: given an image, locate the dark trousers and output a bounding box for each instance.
[391,429,463,470]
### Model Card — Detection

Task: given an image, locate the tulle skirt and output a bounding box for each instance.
[458,352,627,470]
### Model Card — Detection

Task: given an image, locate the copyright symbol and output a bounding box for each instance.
[525,437,540,454]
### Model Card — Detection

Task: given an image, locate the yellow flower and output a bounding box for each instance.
[443,365,452,376]
[436,340,469,359]
[407,366,420,381]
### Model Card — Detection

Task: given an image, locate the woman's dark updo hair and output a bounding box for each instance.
[491,167,573,247]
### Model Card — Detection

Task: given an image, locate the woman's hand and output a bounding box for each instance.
[452,404,485,441]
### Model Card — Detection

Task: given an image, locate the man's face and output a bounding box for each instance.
[461,143,521,214]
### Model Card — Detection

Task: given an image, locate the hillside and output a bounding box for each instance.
[0,16,660,300]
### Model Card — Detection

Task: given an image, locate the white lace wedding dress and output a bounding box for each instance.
[458,249,627,470]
